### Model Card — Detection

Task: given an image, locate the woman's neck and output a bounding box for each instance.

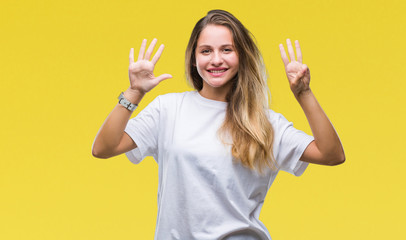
[198,81,233,102]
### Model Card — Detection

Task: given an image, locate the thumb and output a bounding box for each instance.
[294,64,308,81]
[155,73,173,84]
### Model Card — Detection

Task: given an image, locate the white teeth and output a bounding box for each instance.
[209,70,226,73]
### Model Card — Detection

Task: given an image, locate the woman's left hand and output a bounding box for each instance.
[279,39,311,97]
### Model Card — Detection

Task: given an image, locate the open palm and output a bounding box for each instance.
[128,39,172,94]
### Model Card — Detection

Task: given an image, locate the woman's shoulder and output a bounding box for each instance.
[266,109,284,122]
[156,91,195,100]
[150,91,196,109]
[154,91,195,103]
[266,109,293,130]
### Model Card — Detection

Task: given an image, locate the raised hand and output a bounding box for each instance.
[128,39,172,94]
[279,39,311,97]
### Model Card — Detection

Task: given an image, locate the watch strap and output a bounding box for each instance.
[118,92,138,111]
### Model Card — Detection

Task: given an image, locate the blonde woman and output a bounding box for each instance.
[92,9,345,240]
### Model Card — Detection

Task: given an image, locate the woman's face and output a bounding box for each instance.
[195,24,239,93]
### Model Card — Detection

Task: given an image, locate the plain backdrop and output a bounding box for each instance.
[1,0,405,239]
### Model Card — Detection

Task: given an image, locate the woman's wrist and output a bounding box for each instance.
[294,88,313,101]
[123,88,145,105]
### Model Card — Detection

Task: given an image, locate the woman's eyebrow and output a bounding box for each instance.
[197,44,234,49]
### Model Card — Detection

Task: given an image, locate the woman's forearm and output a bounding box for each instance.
[92,39,172,158]
[296,90,345,165]
[92,89,145,158]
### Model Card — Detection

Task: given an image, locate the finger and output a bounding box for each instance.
[294,69,305,82]
[138,39,147,61]
[145,38,158,60]
[129,48,134,64]
[151,44,165,65]
[302,64,308,73]
[302,64,310,77]
[286,39,296,61]
[294,64,308,81]
[295,40,302,63]
[279,44,289,66]
[154,73,173,84]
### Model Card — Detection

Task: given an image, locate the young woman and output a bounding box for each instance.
[92,9,345,240]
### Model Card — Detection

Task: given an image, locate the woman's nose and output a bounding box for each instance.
[211,52,224,65]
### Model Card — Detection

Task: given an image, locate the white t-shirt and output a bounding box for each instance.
[124,91,314,240]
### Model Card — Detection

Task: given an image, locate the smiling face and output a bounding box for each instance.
[195,24,239,100]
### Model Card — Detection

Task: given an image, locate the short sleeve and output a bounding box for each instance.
[272,112,314,176]
[124,97,160,164]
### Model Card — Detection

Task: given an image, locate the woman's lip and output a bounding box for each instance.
[207,69,228,77]
[208,68,228,71]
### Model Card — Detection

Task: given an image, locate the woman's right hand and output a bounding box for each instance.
[128,38,172,95]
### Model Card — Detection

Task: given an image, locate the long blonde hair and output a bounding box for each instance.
[185,10,277,172]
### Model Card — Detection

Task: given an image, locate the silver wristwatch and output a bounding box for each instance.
[118,92,138,111]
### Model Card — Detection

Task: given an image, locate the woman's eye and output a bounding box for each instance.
[223,48,232,53]
[201,49,211,54]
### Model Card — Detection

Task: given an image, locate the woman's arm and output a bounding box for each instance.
[92,39,172,159]
[279,39,345,166]
[91,90,143,159]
